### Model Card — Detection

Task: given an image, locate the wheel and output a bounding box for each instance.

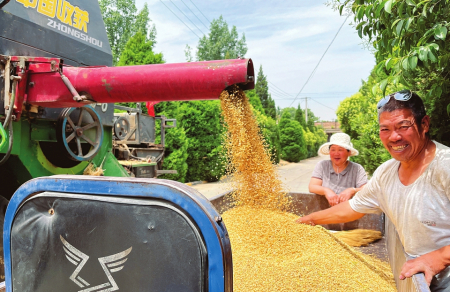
[113,116,130,140]
[56,106,104,161]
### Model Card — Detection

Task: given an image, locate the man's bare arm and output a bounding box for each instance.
[400,245,450,285]
[295,201,365,225]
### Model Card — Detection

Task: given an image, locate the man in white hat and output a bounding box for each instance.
[296,90,450,291]
[310,133,367,206]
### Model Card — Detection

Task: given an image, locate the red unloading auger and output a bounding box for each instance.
[8,56,254,118]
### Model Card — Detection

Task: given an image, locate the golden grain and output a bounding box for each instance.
[223,207,396,292]
[220,85,290,211]
[219,86,396,291]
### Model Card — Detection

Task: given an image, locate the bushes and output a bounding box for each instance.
[252,106,281,164]
[279,112,307,162]
[303,127,327,158]
[156,92,327,182]
[178,101,225,182]
[155,100,225,182]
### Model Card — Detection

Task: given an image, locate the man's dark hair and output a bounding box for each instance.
[377,91,427,126]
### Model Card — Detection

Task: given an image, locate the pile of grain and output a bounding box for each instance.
[219,86,395,291]
[223,206,395,292]
[220,85,290,211]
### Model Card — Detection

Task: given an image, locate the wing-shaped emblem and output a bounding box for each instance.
[61,235,132,292]
[60,235,90,288]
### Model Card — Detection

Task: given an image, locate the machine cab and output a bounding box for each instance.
[2,176,232,292]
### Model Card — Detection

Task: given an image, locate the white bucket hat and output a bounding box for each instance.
[318,133,359,157]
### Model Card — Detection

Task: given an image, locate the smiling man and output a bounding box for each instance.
[296,90,450,291]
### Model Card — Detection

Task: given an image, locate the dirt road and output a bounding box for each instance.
[191,155,328,199]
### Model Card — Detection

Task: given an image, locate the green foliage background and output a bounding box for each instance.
[99,0,156,65]
[195,15,247,61]
[331,0,450,174]
[279,111,308,162]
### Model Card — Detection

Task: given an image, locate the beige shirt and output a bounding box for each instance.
[350,141,450,257]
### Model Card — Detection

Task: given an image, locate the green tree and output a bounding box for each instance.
[177,101,225,182]
[305,108,320,131]
[281,107,296,119]
[332,0,450,146]
[160,126,189,182]
[279,111,307,162]
[117,31,164,66]
[246,89,266,114]
[100,1,155,64]
[303,127,328,158]
[336,93,365,140]
[195,15,247,61]
[294,104,307,129]
[313,127,328,154]
[155,107,189,182]
[250,98,281,164]
[255,65,276,119]
[155,100,225,182]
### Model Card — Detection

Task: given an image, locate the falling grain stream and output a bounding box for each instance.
[219,85,396,292]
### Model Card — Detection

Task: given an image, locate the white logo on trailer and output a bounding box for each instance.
[60,235,132,291]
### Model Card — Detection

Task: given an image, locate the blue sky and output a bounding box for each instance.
[135,0,375,121]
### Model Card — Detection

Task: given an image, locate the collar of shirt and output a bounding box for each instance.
[329,160,352,176]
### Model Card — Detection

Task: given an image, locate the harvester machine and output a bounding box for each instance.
[0,0,254,291]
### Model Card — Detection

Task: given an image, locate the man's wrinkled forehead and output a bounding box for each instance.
[379,109,415,126]
[379,119,414,129]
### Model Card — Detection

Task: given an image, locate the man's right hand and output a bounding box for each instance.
[295,215,315,226]
[324,190,339,206]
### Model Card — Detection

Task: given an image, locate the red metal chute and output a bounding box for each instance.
[25,58,254,108]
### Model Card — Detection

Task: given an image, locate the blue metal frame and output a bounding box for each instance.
[3,175,231,292]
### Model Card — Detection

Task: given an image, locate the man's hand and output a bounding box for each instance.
[339,188,356,203]
[324,189,339,206]
[295,215,315,225]
[400,249,448,285]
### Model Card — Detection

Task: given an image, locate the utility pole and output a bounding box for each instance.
[305,97,308,123]
[298,97,308,123]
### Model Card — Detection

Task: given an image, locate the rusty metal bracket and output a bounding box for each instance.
[58,71,87,102]
[50,60,57,72]
[3,57,10,112]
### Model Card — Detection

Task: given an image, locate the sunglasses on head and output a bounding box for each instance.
[377,90,412,110]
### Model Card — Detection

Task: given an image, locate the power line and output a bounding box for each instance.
[272,96,346,100]
[268,81,294,97]
[275,91,355,95]
[159,0,200,39]
[289,14,350,107]
[269,81,354,97]
[180,0,210,31]
[188,0,210,24]
[169,0,206,36]
[270,90,353,99]
[269,87,294,98]
[309,97,336,111]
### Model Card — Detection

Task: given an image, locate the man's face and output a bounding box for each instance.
[379,109,429,162]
